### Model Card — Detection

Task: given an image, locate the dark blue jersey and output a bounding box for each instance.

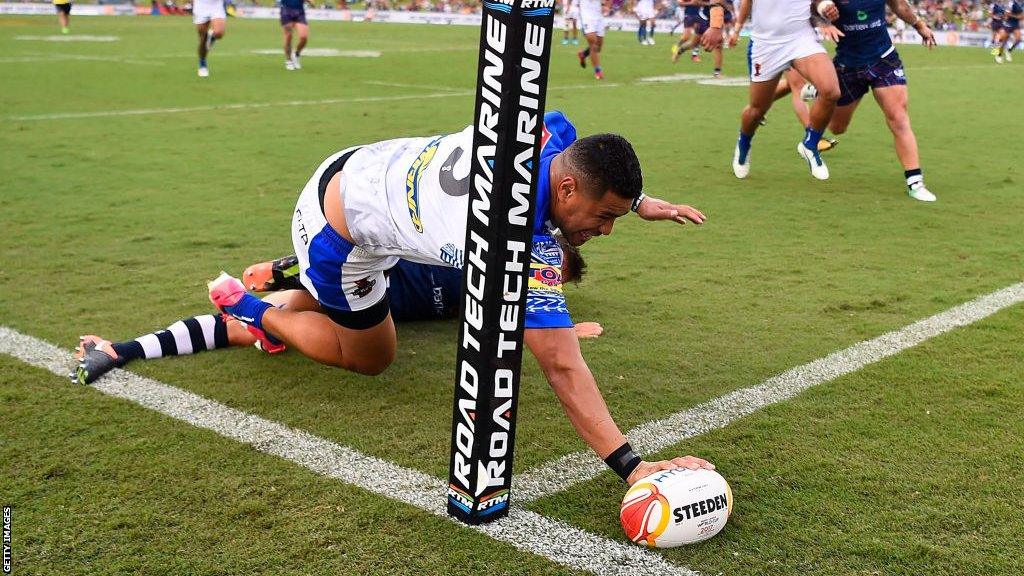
[387,261,462,321]
[834,0,894,68]
[1007,1,1023,28]
[280,0,305,10]
[684,4,700,17]
[992,2,1006,21]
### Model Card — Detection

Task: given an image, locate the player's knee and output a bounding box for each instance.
[816,84,841,104]
[829,120,848,135]
[345,355,393,376]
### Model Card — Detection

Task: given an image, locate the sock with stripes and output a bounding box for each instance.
[111,314,229,367]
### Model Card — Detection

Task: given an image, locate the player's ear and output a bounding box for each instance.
[557,175,577,202]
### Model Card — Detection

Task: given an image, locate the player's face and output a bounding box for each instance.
[552,180,633,246]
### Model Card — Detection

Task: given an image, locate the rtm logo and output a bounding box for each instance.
[520,0,556,8]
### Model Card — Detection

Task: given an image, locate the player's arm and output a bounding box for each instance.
[525,327,714,484]
[633,195,706,226]
[699,0,727,51]
[887,0,936,47]
[728,0,751,47]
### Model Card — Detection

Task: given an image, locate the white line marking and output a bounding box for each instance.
[15,34,119,42]
[363,79,466,92]
[637,73,714,83]
[0,326,698,576]
[515,282,1024,503]
[0,53,165,66]
[6,83,617,122]
[250,48,382,57]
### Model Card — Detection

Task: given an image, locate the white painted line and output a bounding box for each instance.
[363,79,466,92]
[15,34,119,42]
[515,282,1024,503]
[0,54,165,66]
[0,326,699,576]
[250,48,382,57]
[6,83,617,122]
[637,73,714,83]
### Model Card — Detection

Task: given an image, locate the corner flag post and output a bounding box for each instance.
[447,0,556,525]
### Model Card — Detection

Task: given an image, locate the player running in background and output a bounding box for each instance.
[721,0,841,180]
[53,0,71,34]
[634,0,657,45]
[672,0,705,63]
[193,0,227,77]
[562,0,580,45]
[198,111,711,484]
[822,0,938,202]
[576,0,607,79]
[280,0,310,70]
[994,1,1023,63]
[709,1,734,77]
[990,2,1006,51]
[70,253,603,386]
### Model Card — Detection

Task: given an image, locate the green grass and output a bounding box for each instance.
[1,13,1022,575]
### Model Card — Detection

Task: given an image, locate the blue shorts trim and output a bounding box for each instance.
[305,225,356,312]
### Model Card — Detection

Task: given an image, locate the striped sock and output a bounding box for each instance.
[111,314,229,366]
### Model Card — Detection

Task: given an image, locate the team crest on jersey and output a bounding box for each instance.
[406,136,443,233]
[351,277,377,299]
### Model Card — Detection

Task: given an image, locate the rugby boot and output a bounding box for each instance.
[70,335,119,385]
[797,141,829,180]
[243,254,303,292]
[208,272,284,353]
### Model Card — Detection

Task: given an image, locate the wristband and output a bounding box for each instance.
[631,193,646,213]
[604,442,642,482]
[709,5,724,29]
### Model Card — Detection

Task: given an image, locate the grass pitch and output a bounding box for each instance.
[2,13,1023,575]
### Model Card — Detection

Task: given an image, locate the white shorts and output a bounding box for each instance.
[192,0,226,24]
[291,149,396,316]
[565,4,579,20]
[749,31,825,82]
[579,9,605,36]
[635,5,655,20]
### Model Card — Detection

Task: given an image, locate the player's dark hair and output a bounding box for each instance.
[561,243,587,284]
[564,134,643,201]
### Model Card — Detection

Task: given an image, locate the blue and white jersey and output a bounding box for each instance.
[833,0,894,68]
[338,111,576,330]
[1006,1,1023,29]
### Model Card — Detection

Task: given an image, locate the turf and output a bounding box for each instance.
[1,13,1022,576]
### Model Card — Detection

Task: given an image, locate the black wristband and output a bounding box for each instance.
[604,442,642,482]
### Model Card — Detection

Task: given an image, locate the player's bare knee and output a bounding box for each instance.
[816,84,841,104]
[345,355,393,376]
[829,120,848,135]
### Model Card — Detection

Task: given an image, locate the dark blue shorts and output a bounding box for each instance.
[836,51,907,107]
[1006,21,1021,31]
[992,20,1004,31]
[693,20,709,35]
[280,6,306,25]
[683,14,697,28]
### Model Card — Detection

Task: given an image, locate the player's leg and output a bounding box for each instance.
[196,20,211,76]
[637,15,646,43]
[713,44,723,76]
[283,22,295,69]
[209,17,226,43]
[734,75,781,178]
[56,3,70,33]
[871,84,934,201]
[591,34,604,78]
[995,28,1008,61]
[294,22,309,59]
[648,18,656,44]
[563,14,571,44]
[1010,28,1022,58]
[782,69,810,127]
[791,52,839,180]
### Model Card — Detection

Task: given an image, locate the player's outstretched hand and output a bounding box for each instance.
[637,197,706,225]
[573,321,603,339]
[701,27,724,51]
[627,456,716,485]
[818,24,845,43]
[916,22,936,48]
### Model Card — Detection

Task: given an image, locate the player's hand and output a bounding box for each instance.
[818,1,839,21]
[636,197,706,225]
[701,26,724,51]
[573,321,603,339]
[627,456,716,485]
[728,27,740,48]
[818,24,844,43]
[916,22,936,48]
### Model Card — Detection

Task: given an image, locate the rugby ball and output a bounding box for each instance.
[620,467,732,548]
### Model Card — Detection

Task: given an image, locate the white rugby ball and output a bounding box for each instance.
[816,0,836,18]
[620,467,732,548]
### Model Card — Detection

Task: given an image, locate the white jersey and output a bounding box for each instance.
[751,0,814,45]
[579,0,602,16]
[339,126,475,266]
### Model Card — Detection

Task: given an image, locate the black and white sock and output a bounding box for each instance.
[905,168,923,189]
[111,314,229,367]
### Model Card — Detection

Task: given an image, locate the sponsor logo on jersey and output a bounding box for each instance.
[406,136,443,233]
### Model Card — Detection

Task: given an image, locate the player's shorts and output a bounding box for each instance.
[635,5,655,20]
[565,4,579,20]
[683,14,697,28]
[1005,19,1021,31]
[991,20,1004,32]
[748,30,825,82]
[835,49,907,106]
[54,2,71,14]
[693,19,709,35]
[292,147,396,329]
[579,9,605,36]
[192,0,226,24]
[280,6,307,25]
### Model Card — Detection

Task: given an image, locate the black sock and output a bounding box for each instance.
[904,168,923,188]
[112,314,229,366]
[582,48,591,58]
